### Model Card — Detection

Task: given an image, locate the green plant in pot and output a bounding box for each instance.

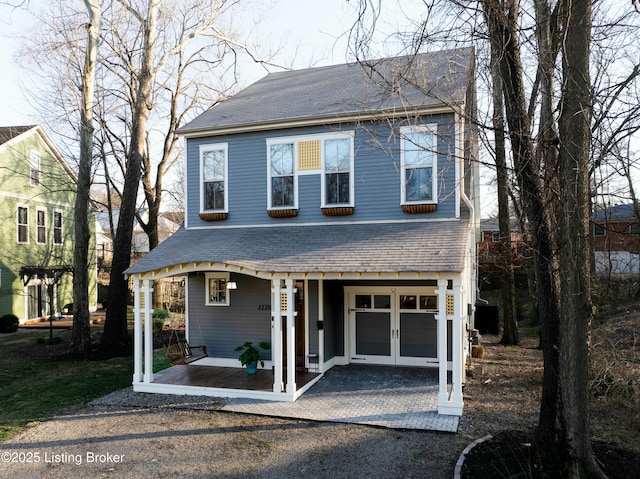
[235,341,270,374]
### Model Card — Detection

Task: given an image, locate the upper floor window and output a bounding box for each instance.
[30,150,41,187]
[36,208,47,244]
[401,125,438,204]
[200,143,228,213]
[322,137,353,207]
[268,142,296,209]
[630,222,640,235]
[53,211,63,245]
[17,206,28,244]
[594,223,605,236]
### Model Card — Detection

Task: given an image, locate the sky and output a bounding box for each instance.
[0,0,498,214]
[0,0,391,126]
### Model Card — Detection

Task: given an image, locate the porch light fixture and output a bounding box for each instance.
[226,281,238,290]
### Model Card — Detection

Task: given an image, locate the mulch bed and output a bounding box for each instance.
[461,430,640,479]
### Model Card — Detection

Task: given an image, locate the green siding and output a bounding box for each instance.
[0,128,96,321]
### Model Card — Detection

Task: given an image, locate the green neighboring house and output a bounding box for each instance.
[0,125,96,323]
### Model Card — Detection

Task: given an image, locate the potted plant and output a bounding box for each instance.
[235,341,270,374]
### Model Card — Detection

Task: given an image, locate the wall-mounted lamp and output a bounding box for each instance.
[226,281,238,290]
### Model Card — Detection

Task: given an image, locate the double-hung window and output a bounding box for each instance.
[322,136,353,207]
[200,143,228,213]
[17,206,28,244]
[268,142,296,209]
[53,211,63,245]
[36,208,47,244]
[401,125,437,204]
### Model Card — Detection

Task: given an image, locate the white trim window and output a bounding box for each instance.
[268,141,296,209]
[322,135,354,207]
[30,150,41,187]
[53,210,63,245]
[36,208,47,244]
[17,206,29,244]
[205,273,229,306]
[200,143,228,213]
[400,125,438,204]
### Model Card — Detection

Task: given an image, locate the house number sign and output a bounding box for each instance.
[257,304,271,310]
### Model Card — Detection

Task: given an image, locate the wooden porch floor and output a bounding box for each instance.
[152,364,319,392]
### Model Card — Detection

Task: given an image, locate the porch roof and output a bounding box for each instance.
[125,219,471,277]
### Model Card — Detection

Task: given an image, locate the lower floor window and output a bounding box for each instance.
[205,273,229,306]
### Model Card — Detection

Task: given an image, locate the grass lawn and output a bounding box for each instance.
[0,328,170,442]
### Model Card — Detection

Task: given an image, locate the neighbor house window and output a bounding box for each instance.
[205,273,229,306]
[594,223,605,236]
[268,142,296,209]
[401,125,438,204]
[200,143,228,213]
[322,136,353,207]
[17,206,28,243]
[53,211,63,244]
[30,150,41,186]
[36,208,47,244]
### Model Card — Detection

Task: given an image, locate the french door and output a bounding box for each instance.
[348,287,439,366]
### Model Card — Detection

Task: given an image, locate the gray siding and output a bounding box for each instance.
[188,273,272,360]
[307,280,320,355]
[186,115,458,228]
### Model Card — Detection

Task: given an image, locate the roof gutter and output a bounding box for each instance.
[178,104,463,139]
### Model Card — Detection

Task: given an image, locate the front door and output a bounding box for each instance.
[348,287,439,366]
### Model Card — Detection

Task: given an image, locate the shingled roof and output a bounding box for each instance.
[0,125,37,145]
[125,219,471,277]
[179,47,474,136]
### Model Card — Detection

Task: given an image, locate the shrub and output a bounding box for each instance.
[0,314,19,333]
[152,309,170,332]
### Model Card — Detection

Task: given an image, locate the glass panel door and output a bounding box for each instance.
[350,293,394,364]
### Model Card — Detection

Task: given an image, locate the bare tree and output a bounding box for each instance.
[70,0,101,356]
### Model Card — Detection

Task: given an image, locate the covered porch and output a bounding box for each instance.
[126,221,475,415]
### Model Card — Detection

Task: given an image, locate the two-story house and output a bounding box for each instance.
[0,125,97,323]
[127,48,479,416]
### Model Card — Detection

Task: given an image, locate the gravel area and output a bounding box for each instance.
[0,387,469,479]
[0,334,541,479]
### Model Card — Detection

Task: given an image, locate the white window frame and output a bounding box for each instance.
[321,132,355,208]
[205,273,230,306]
[17,205,29,244]
[400,124,438,205]
[199,143,229,214]
[53,210,63,245]
[30,150,41,187]
[267,139,298,211]
[36,207,47,244]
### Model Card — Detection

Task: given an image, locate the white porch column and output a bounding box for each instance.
[450,278,464,415]
[435,278,449,409]
[132,277,143,384]
[318,279,324,373]
[143,279,154,384]
[271,280,283,393]
[284,278,297,395]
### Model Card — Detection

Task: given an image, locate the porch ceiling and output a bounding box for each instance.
[125,219,471,278]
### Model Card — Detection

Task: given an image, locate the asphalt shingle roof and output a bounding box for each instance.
[125,220,471,276]
[179,48,474,135]
[0,125,36,145]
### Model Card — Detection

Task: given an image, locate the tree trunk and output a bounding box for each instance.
[488,18,518,345]
[555,1,605,477]
[71,0,101,356]
[102,0,159,348]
